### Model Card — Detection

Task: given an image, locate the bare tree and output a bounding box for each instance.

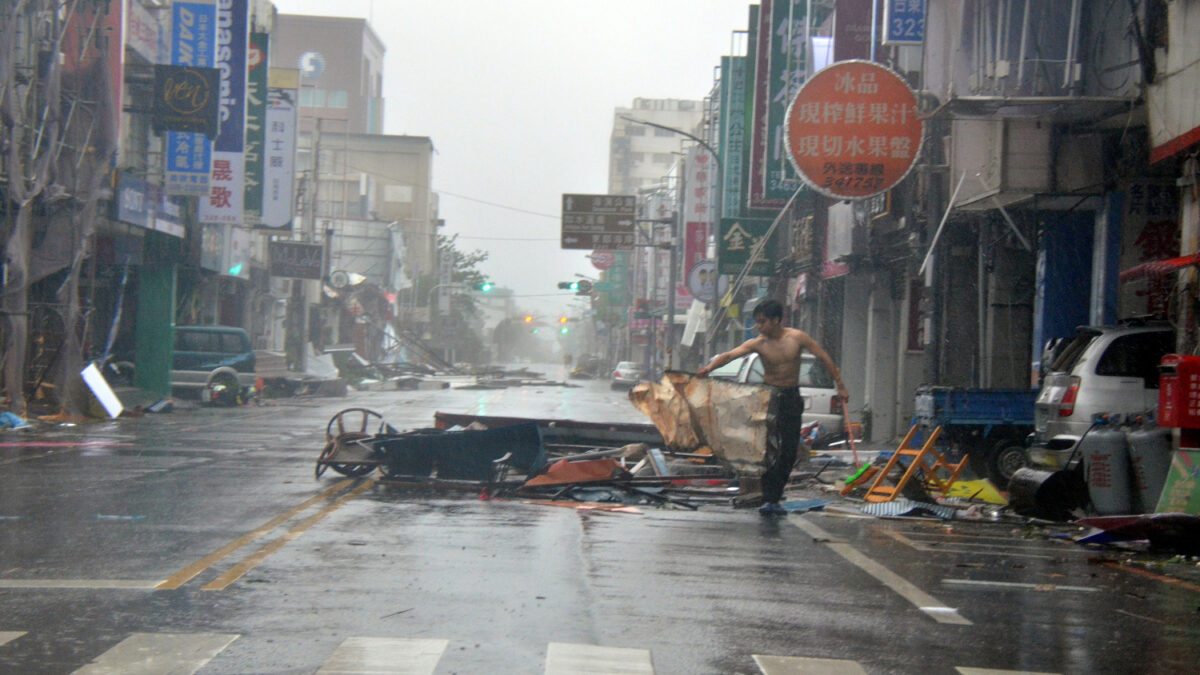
[1,0,116,417]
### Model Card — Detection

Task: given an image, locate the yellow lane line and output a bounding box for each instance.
[156,479,355,590]
[202,479,376,591]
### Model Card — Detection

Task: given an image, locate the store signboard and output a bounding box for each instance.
[198,0,249,225]
[165,0,216,195]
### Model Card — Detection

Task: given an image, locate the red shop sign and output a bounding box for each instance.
[785,60,924,200]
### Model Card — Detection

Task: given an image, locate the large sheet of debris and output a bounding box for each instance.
[629,372,781,477]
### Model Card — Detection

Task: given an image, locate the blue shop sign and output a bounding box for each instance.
[115,174,153,229]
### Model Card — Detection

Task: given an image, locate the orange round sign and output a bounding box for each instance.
[785,60,923,200]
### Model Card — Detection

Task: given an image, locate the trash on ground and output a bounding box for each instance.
[0,412,31,430]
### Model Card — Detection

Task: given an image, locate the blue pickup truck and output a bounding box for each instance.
[914,386,1037,486]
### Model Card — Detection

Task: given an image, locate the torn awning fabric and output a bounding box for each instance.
[629,372,798,477]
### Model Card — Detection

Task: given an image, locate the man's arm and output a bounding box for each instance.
[801,334,849,401]
[695,340,757,378]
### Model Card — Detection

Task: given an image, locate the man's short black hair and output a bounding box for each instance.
[753,298,783,321]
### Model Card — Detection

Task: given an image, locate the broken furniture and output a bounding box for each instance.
[863,426,969,503]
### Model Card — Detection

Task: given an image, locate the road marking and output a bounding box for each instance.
[955,662,1060,667]
[316,637,448,674]
[545,642,654,674]
[202,479,376,591]
[0,579,162,589]
[878,529,1058,560]
[754,654,867,674]
[157,478,356,590]
[71,632,238,675]
[942,579,1099,593]
[1101,561,1200,593]
[0,631,26,646]
[790,517,972,625]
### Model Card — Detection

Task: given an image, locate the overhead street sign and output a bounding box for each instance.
[561,194,636,250]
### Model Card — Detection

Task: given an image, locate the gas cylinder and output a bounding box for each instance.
[1081,421,1131,515]
[1126,420,1172,513]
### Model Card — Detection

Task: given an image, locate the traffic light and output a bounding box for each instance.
[477,281,493,292]
[524,315,533,323]
[559,316,568,324]
[557,281,580,291]
[560,326,569,334]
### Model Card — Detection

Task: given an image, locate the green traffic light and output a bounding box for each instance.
[569,281,579,291]
[560,326,569,334]
[480,281,493,292]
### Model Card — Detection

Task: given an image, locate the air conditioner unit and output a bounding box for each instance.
[951,118,1051,207]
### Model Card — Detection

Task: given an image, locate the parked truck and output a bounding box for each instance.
[913,386,1038,486]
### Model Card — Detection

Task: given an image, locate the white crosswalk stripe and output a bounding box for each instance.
[0,631,26,647]
[71,632,239,675]
[545,641,655,674]
[0,630,1065,674]
[316,637,449,675]
[753,654,868,674]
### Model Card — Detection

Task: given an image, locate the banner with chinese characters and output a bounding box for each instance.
[1119,181,1180,319]
[242,32,269,226]
[198,0,249,225]
[680,146,715,307]
[718,55,746,219]
[259,68,299,230]
[718,218,775,276]
[165,1,215,195]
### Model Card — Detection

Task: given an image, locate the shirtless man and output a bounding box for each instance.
[696,299,848,515]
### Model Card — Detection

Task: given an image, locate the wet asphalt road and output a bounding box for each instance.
[1,365,1198,674]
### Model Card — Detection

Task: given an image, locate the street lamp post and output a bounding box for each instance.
[619,116,723,365]
[426,283,465,363]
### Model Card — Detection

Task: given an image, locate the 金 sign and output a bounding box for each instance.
[718,218,774,275]
[784,60,924,200]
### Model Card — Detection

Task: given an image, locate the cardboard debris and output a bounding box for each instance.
[630,372,773,476]
[523,458,632,487]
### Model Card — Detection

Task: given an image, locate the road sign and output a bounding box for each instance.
[561,194,636,250]
[784,60,924,200]
[590,250,615,270]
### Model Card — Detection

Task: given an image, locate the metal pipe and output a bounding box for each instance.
[1017,0,1031,87]
[1063,0,1081,89]
[919,171,968,276]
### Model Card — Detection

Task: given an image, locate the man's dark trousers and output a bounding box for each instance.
[762,386,803,503]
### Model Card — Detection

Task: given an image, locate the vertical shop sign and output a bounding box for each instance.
[260,68,299,230]
[1120,181,1180,318]
[718,56,746,219]
[681,146,715,307]
[165,1,216,195]
[199,0,249,225]
[764,0,810,203]
[747,1,773,210]
[834,0,875,61]
[243,32,269,226]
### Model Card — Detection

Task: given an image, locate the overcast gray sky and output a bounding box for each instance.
[274,0,749,317]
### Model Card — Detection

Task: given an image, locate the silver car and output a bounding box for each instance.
[1030,323,1174,469]
[707,353,844,434]
[611,361,646,389]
